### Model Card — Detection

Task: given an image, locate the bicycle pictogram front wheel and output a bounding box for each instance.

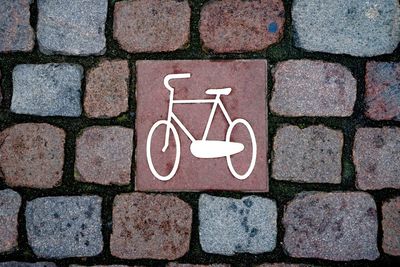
[226,118,257,180]
[146,120,181,181]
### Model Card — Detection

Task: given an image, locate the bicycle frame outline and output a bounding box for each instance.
[162,73,233,152]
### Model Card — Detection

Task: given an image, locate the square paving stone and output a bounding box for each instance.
[0,189,21,253]
[353,127,400,190]
[283,192,379,261]
[199,194,277,255]
[0,0,35,52]
[84,60,130,118]
[113,0,190,53]
[110,193,192,260]
[25,196,103,259]
[0,123,65,188]
[135,60,268,192]
[37,0,107,55]
[75,126,133,185]
[0,263,56,267]
[365,61,400,121]
[270,60,356,117]
[382,196,400,256]
[292,0,400,56]
[199,0,285,53]
[272,125,343,184]
[11,64,83,117]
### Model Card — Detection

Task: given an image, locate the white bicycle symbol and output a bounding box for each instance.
[146,73,257,181]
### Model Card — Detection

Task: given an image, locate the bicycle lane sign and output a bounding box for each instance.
[135,60,268,192]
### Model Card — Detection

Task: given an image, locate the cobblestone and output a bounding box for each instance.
[25,196,103,259]
[0,263,56,267]
[365,61,400,121]
[11,64,83,117]
[0,123,65,188]
[272,125,342,184]
[270,60,356,117]
[353,127,400,190]
[70,266,132,267]
[283,192,379,261]
[257,264,311,267]
[0,189,21,253]
[113,0,190,53]
[292,0,400,56]
[75,126,133,185]
[84,60,130,118]
[199,194,277,255]
[37,0,107,55]
[167,264,230,267]
[382,197,400,256]
[200,0,285,53]
[0,0,35,52]
[110,193,192,260]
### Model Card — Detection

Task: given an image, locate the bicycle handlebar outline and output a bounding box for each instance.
[163,73,191,92]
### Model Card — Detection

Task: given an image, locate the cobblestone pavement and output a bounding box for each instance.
[0,0,399,266]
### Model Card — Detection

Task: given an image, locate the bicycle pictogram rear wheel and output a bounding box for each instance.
[226,118,257,180]
[146,120,180,181]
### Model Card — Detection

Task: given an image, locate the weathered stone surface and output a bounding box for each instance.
[292,0,400,56]
[283,192,379,261]
[26,196,103,259]
[75,126,133,185]
[70,265,130,267]
[200,0,285,53]
[0,0,35,52]
[11,64,83,117]
[382,197,400,256]
[0,189,21,253]
[136,60,268,192]
[257,264,311,267]
[365,61,400,121]
[270,60,356,117]
[84,60,129,118]
[37,0,107,55]
[0,123,65,188]
[0,263,56,267]
[199,194,277,255]
[110,193,192,260]
[353,127,400,190]
[113,0,190,53]
[168,264,230,267]
[272,125,342,184]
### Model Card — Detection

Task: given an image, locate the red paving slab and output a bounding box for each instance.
[135,60,268,191]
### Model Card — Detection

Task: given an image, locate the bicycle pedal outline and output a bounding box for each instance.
[146,73,257,181]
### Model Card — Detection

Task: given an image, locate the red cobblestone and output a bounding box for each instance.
[200,0,285,53]
[75,126,133,185]
[113,0,190,53]
[382,197,400,256]
[0,123,65,188]
[270,60,356,117]
[353,127,400,190]
[0,0,35,52]
[84,60,130,118]
[365,61,400,121]
[0,189,21,253]
[110,193,192,260]
[283,192,379,261]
